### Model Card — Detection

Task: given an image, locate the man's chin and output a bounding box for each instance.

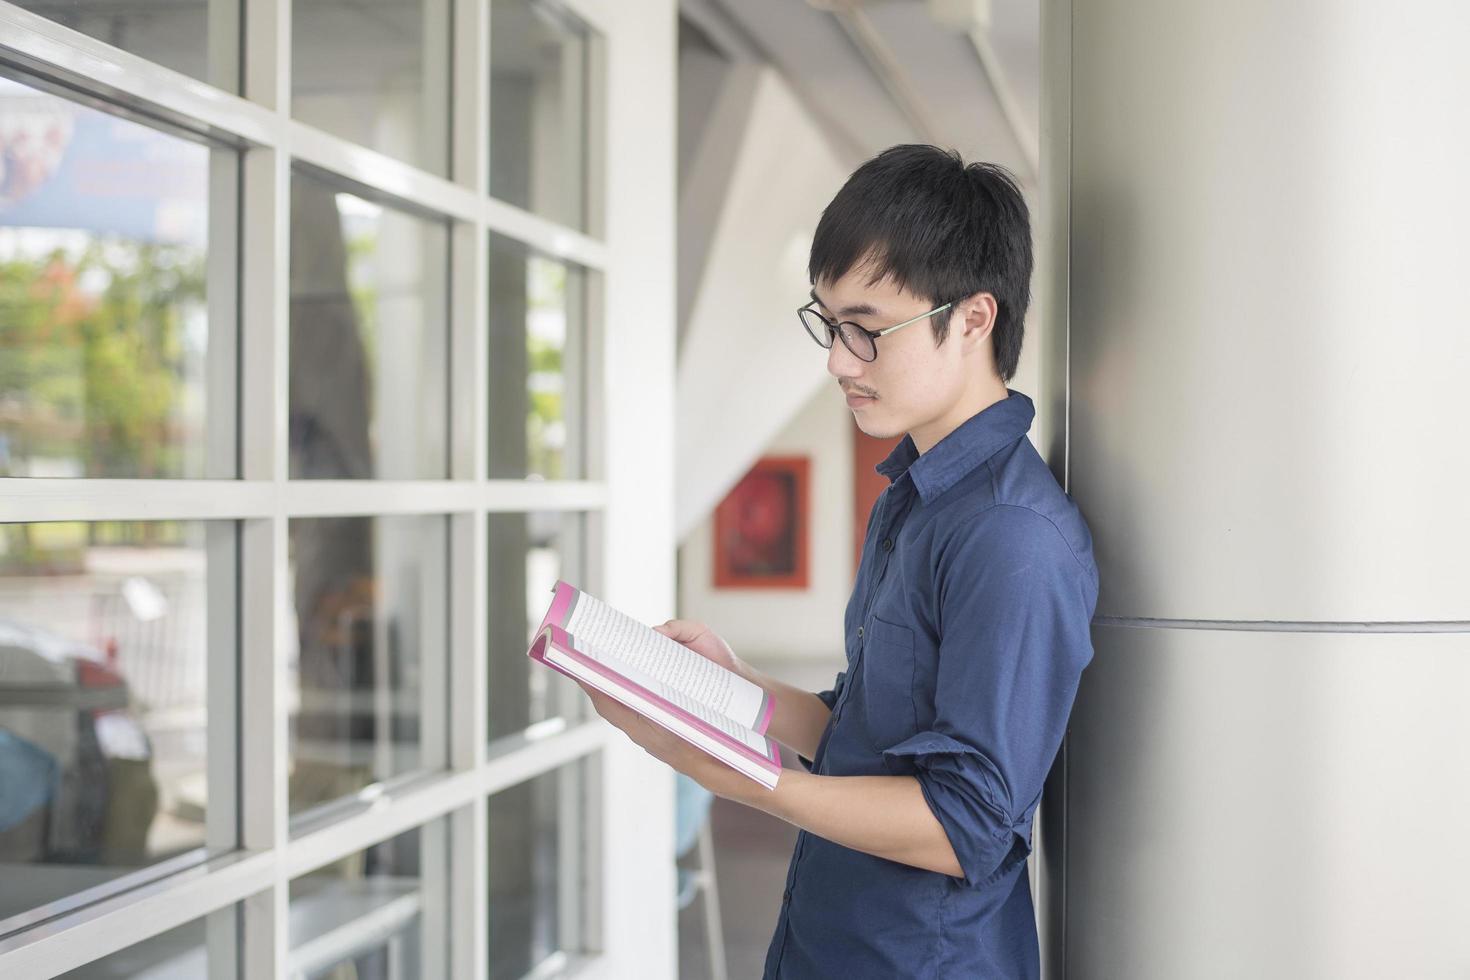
[854,412,902,441]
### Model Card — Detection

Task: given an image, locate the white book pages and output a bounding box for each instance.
[563,589,768,732]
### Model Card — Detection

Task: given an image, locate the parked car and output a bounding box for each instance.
[0,618,158,871]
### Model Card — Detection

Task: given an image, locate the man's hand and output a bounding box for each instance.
[652,618,748,678]
[575,680,770,802]
[656,617,833,765]
[574,618,771,800]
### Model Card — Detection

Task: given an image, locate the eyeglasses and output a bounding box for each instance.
[797,296,953,363]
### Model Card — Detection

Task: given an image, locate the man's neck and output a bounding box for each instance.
[910,380,1010,456]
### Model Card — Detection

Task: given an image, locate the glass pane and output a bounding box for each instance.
[287,515,447,820]
[292,0,451,175]
[0,521,225,931]
[488,511,588,744]
[0,76,231,479]
[488,233,587,481]
[6,0,238,91]
[289,173,450,480]
[488,760,590,980]
[489,0,595,231]
[290,818,450,978]
[59,904,240,977]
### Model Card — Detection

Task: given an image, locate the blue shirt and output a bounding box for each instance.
[762,388,1100,979]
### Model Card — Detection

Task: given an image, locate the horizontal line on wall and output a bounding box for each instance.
[1094,616,1470,634]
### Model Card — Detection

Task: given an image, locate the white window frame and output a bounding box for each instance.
[0,0,678,974]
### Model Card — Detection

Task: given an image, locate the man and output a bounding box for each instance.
[578,144,1099,978]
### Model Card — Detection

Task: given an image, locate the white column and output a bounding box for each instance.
[1044,1,1470,976]
[598,1,679,977]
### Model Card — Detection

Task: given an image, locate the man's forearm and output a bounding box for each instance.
[736,664,833,761]
[735,768,963,878]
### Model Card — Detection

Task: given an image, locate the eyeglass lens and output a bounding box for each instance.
[799,308,875,361]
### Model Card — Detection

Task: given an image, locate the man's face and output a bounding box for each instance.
[811,265,979,448]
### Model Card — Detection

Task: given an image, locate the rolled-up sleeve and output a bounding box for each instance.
[813,672,844,713]
[797,670,846,771]
[882,505,1097,888]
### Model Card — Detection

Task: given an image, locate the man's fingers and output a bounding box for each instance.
[578,682,646,733]
[654,618,705,644]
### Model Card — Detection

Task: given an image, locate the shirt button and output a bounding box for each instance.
[857,625,864,638]
[881,536,893,551]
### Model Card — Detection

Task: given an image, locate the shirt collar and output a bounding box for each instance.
[875,388,1036,503]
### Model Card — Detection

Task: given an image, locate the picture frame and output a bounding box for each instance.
[713,455,810,589]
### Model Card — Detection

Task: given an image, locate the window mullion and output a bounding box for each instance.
[238,0,291,964]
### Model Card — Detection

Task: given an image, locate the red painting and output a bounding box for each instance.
[713,456,810,589]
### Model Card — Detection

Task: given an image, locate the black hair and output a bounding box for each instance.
[808,144,1033,383]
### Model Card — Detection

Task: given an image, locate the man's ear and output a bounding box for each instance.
[954,291,999,347]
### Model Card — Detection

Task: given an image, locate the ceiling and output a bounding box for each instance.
[679,0,1040,186]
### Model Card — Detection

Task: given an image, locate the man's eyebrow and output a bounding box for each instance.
[809,288,881,319]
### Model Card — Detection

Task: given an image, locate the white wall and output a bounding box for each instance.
[678,382,853,670]
[674,66,850,542]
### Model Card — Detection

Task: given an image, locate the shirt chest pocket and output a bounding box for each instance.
[859,615,918,750]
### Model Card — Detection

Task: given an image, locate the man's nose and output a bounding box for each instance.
[826,336,864,378]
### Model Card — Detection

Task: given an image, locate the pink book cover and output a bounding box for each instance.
[528,580,781,777]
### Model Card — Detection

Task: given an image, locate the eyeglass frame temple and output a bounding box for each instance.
[872,301,954,338]
[798,299,955,343]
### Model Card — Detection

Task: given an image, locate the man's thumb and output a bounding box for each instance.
[653,619,697,643]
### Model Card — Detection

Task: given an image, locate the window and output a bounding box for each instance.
[292,0,451,175]
[0,0,631,974]
[489,232,591,481]
[289,173,450,481]
[288,515,448,819]
[488,510,590,744]
[290,818,451,977]
[488,759,593,980]
[57,904,242,977]
[6,0,239,90]
[0,74,233,480]
[489,0,598,230]
[0,520,231,933]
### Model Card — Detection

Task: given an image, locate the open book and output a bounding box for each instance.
[527,580,781,789]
